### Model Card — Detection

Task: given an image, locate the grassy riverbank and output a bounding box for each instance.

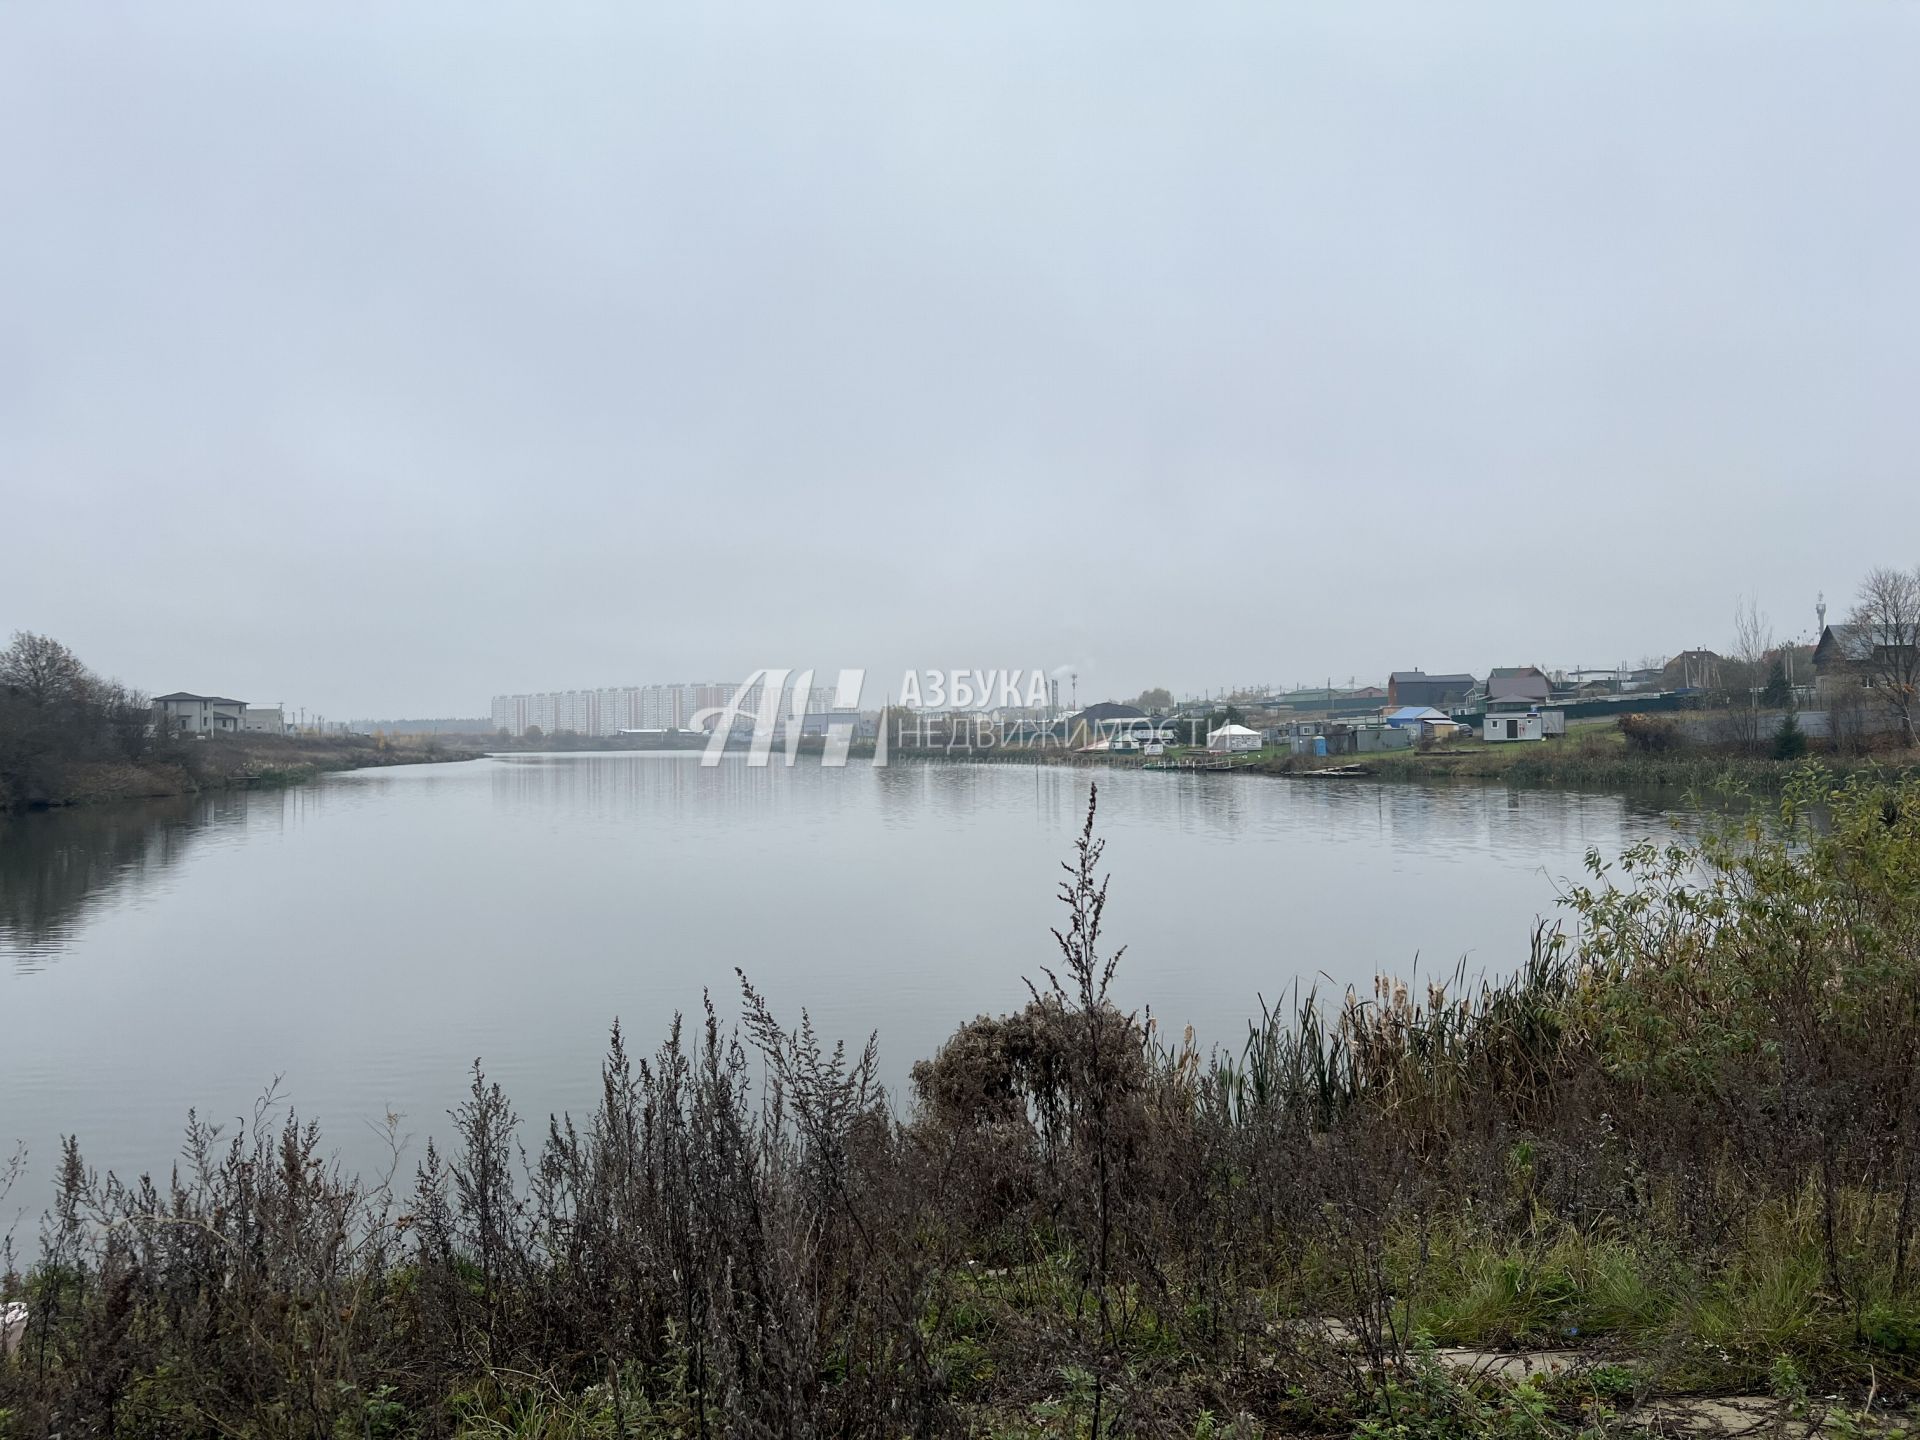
[5,732,482,811]
[6,769,1920,1436]
[1252,722,1920,790]
[879,720,1920,794]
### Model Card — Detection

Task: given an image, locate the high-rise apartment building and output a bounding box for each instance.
[487,678,782,738]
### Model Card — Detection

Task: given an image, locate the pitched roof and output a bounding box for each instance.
[153,692,247,704]
[1816,623,1916,664]
[1487,667,1552,702]
[1390,670,1476,685]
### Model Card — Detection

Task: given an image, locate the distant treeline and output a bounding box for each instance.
[356,717,496,737]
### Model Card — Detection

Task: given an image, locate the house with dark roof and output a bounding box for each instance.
[1485,666,1552,709]
[1071,701,1147,725]
[1067,702,1175,747]
[153,692,248,735]
[1814,624,1917,688]
[1662,650,1722,692]
[1387,670,1477,709]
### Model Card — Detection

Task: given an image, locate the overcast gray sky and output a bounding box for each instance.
[2,2,1915,716]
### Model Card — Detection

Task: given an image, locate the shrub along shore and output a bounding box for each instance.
[6,771,1920,1436]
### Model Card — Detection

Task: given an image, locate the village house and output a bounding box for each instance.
[1813,623,1917,692]
[1485,666,1552,709]
[243,706,288,734]
[1386,670,1477,709]
[153,692,248,735]
[1065,701,1163,748]
[1072,702,1147,725]
[1662,649,1723,692]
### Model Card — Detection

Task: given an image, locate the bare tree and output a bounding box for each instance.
[1846,566,1920,746]
[0,634,155,806]
[1727,596,1776,747]
[1731,596,1774,690]
[0,632,87,709]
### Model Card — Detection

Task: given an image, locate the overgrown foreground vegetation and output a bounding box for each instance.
[8,773,1920,1437]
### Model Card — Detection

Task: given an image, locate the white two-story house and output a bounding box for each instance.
[153,692,248,735]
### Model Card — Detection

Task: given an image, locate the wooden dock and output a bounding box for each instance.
[1142,755,1263,773]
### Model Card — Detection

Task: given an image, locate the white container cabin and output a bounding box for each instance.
[1484,712,1545,743]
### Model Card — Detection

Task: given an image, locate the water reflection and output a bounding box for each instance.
[0,793,256,969]
[489,750,844,828]
[0,756,1710,1201]
[0,762,1706,979]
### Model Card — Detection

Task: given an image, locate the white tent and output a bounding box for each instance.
[1206,723,1262,754]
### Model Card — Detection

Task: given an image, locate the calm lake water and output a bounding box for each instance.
[0,753,1701,1210]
